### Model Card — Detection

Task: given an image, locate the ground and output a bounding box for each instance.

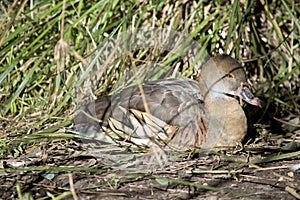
[1,134,299,200]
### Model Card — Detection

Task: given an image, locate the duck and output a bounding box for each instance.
[72,54,262,150]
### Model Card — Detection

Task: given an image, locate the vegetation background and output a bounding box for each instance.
[0,0,299,199]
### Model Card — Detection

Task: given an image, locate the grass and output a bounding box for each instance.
[0,0,299,199]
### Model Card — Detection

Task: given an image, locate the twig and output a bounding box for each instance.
[68,172,78,200]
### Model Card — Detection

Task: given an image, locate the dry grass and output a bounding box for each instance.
[0,0,299,199]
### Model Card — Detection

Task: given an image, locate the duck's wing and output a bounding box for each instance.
[73,78,207,149]
[112,78,204,126]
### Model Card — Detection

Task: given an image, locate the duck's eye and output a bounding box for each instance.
[227,73,234,78]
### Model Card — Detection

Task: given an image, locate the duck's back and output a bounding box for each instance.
[95,78,204,128]
[73,78,207,148]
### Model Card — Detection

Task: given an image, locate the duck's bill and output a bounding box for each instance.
[235,83,263,108]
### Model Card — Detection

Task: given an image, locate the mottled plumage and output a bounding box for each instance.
[72,54,262,150]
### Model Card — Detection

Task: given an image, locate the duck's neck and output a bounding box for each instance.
[202,94,247,148]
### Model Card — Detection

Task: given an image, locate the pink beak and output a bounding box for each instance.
[234,83,263,108]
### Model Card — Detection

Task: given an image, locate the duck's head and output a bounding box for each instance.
[198,54,262,107]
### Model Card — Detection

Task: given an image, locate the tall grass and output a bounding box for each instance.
[0,0,299,198]
[0,0,299,162]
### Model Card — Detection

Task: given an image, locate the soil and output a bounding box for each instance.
[1,137,299,200]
